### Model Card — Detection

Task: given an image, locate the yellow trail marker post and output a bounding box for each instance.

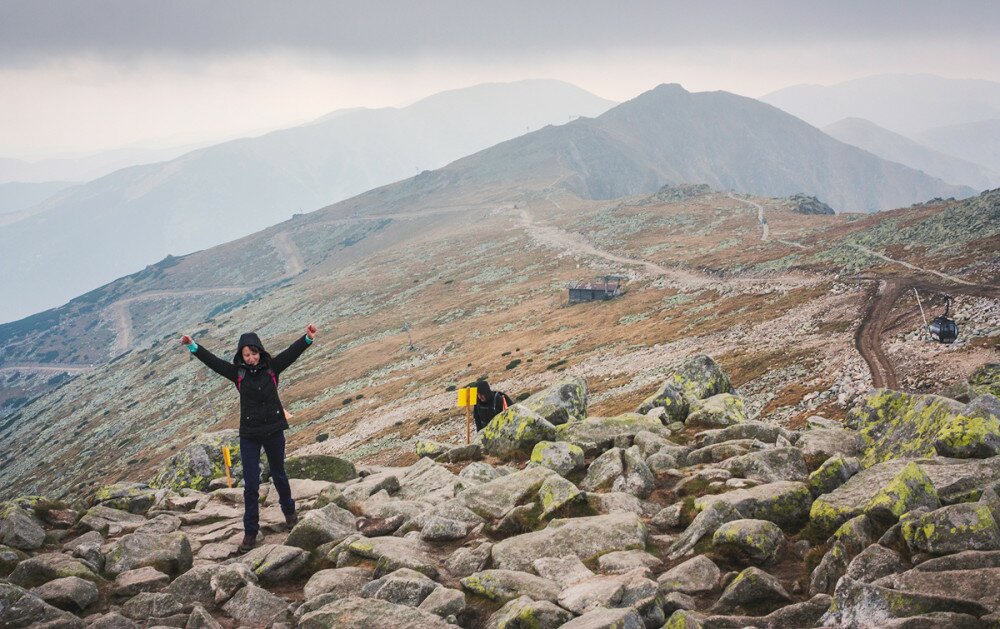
[457,386,478,445]
[222,446,233,488]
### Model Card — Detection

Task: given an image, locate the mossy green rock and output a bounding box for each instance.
[863,462,940,524]
[538,475,585,520]
[297,595,454,629]
[685,393,747,428]
[695,481,811,531]
[555,413,668,454]
[459,466,555,520]
[481,404,557,458]
[461,569,561,604]
[847,389,1000,465]
[9,553,101,588]
[970,364,1000,398]
[902,502,1000,554]
[712,519,784,565]
[664,610,707,628]
[103,531,192,578]
[414,440,451,459]
[520,376,588,425]
[637,354,734,421]
[285,455,357,483]
[149,430,241,492]
[530,441,584,477]
[808,455,861,497]
[92,483,159,515]
[487,594,574,628]
[0,503,46,551]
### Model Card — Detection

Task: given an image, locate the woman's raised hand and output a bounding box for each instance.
[306,324,317,340]
[180,334,193,346]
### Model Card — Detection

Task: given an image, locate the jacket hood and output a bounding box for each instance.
[475,380,494,402]
[234,332,271,365]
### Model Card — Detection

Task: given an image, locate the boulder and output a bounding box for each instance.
[685,393,747,428]
[881,567,1000,614]
[480,404,557,458]
[808,454,861,497]
[304,567,371,600]
[208,564,257,606]
[163,564,224,608]
[415,439,452,459]
[685,440,759,466]
[845,544,907,583]
[637,354,734,421]
[485,595,574,629]
[561,606,644,629]
[222,583,291,626]
[0,504,46,550]
[810,540,850,595]
[668,501,741,560]
[694,481,812,530]
[969,364,1000,398]
[598,550,663,575]
[343,536,439,579]
[239,544,309,584]
[103,530,192,578]
[520,375,588,425]
[417,586,465,618]
[863,461,940,525]
[902,502,1000,554]
[362,567,438,607]
[797,427,865,469]
[712,519,784,565]
[847,389,1000,465]
[534,555,595,587]
[712,566,790,613]
[530,441,585,476]
[491,513,647,572]
[297,596,454,629]
[0,582,85,628]
[824,575,990,627]
[657,555,721,595]
[445,542,492,579]
[91,482,160,514]
[87,611,139,629]
[458,465,555,520]
[285,454,358,482]
[0,544,27,577]
[557,570,659,620]
[8,552,101,588]
[111,566,170,599]
[420,514,474,541]
[120,591,185,619]
[149,429,241,491]
[538,474,585,520]
[693,422,790,448]
[719,447,808,483]
[555,413,669,454]
[286,503,357,550]
[29,576,98,613]
[461,569,561,603]
[78,505,146,537]
[580,446,654,498]
[701,594,833,629]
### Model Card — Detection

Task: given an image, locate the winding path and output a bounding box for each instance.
[726,193,768,241]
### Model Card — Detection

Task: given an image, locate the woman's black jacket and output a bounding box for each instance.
[192,335,310,437]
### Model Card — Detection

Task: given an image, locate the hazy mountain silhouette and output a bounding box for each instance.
[0,181,74,219]
[761,74,1000,135]
[823,117,1000,190]
[0,80,615,322]
[918,119,1000,173]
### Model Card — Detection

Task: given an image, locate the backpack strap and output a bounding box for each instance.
[236,367,277,390]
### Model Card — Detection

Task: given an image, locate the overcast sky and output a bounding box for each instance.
[2,0,999,159]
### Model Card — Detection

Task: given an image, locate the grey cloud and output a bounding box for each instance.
[2,0,998,64]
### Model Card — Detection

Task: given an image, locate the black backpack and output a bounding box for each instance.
[236,366,277,391]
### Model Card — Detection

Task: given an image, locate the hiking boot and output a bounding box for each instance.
[238,533,257,554]
[285,511,299,529]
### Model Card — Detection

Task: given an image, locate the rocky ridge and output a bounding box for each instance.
[2,356,1000,628]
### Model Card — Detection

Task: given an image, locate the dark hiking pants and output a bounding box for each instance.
[240,430,295,535]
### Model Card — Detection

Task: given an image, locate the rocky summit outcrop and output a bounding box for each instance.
[6,357,1000,628]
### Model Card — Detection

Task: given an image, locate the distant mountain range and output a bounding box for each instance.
[918,119,1000,174]
[0,80,616,322]
[761,74,1000,136]
[0,181,74,220]
[823,117,1000,190]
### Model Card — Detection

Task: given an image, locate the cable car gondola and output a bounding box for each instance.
[914,290,959,344]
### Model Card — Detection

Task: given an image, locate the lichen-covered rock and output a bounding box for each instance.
[712,519,784,565]
[847,389,1000,465]
[78,505,146,537]
[685,393,747,428]
[461,569,561,603]
[445,542,492,579]
[0,582,86,628]
[0,503,45,551]
[530,441,585,476]
[344,536,439,579]
[103,530,192,578]
[285,454,358,482]
[111,566,170,599]
[684,440,758,466]
[555,413,668,453]
[222,583,291,626]
[657,555,720,595]
[598,550,663,575]
[902,502,1000,554]
[304,567,371,600]
[149,429,241,492]
[637,354,734,421]
[286,503,357,550]
[561,606,645,629]
[863,461,940,525]
[485,594,574,629]
[797,427,865,469]
[695,481,812,530]
[417,586,465,618]
[491,513,647,572]
[362,568,438,607]
[8,552,101,588]
[970,364,1000,398]
[480,404,557,458]
[458,465,554,520]
[29,576,98,613]
[239,544,309,584]
[580,447,654,498]
[693,422,790,448]
[91,482,160,514]
[668,501,741,560]
[824,575,990,627]
[712,566,790,613]
[538,474,585,520]
[415,439,451,459]
[663,610,705,629]
[808,454,861,497]
[845,544,907,583]
[120,591,184,619]
[298,596,454,629]
[719,447,808,483]
[521,376,588,425]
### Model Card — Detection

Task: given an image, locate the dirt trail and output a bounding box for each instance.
[727,193,768,242]
[0,363,93,374]
[273,232,305,276]
[848,244,984,287]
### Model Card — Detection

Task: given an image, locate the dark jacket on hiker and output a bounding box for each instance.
[190,332,311,437]
[473,381,512,431]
